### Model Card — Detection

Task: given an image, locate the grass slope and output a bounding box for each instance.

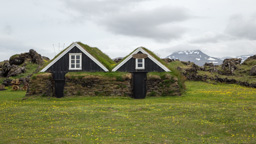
[1,82,256,143]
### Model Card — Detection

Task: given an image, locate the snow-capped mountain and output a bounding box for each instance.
[167,50,223,66]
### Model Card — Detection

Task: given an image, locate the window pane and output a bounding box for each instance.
[71,55,75,59]
[76,64,80,68]
[71,60,75,63]
[138,59,142,62]
[71,64,75,68]
[76,55,80,59]
[76,60,80,64]
[138,64,143,67]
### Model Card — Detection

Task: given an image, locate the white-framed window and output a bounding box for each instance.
[69,53,82,70]
[135,58,145,70]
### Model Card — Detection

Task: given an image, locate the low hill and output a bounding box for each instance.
[168,55,256,88]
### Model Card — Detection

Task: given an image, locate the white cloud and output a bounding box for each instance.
[226,14,256,40]
[191,32,235,44]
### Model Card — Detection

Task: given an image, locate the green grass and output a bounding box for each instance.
[1,81,256,143]
[198,70,256,83]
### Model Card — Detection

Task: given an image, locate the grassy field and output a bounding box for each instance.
[0,81,256,143]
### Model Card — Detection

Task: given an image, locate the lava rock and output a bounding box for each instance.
[7,65,26,77]
[204,63,214,67]
[9,54,25,65]
[204,63,219,72]
[2,79,12,86]
[162,58,174,63]
[250,65,256,76]
[220,58,241,75]
[1,62,12,77]
[113,57,123,63]
[29,49,43,65]
[181,61,190,65]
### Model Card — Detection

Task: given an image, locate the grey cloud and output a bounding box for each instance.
[62,0,149,17]
[2,25,12,35]
[191,33,235,44]
[62,0,191,41]
[0,36,34,60]
[100,6,191,41]
[226,15,256,40]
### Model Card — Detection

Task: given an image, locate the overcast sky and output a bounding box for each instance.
[1,0,256,61]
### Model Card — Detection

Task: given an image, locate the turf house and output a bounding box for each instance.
[112,47,171,98]
[26,42,184,98]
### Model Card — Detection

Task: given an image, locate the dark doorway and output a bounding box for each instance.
[54,80,65,98]
[52,71,67,98]
[132,72,147,99]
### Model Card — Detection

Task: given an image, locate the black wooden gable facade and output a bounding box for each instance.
[40,42,109,98]
[112,47,170,72]
[41,42,108,73]
[114,52,165,72]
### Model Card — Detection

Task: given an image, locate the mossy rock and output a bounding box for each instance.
[9,54,25,65]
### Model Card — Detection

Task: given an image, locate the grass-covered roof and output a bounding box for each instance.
[142,47,170,69]
[112,47,170,71]
[41,42,115,71]
[77,42,115,71]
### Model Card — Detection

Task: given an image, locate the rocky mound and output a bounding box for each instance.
[219,58,241,75]
[0,49,49,87]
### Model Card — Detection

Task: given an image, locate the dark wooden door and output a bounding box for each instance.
[52,71,66,98]
[132,72,147,99]
[55,80,65,98]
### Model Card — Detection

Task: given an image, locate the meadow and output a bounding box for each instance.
[0,81,256,143]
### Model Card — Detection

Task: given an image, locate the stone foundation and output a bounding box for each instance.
[146,74,181,97]
[26,73,54,96]
[64,74,132,97]
[27,72,182,97]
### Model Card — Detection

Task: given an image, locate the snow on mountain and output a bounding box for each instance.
[167,50,223,66]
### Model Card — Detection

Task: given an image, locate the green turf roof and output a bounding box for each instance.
[77,42,116,71]
[112,47,170,71]
[141,47,170,69]
[41,42,115,71]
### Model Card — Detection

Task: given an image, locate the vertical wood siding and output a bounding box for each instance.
[47,46,104,73]
[117,56,165,72]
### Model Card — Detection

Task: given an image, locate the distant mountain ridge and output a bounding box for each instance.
[167,50,223,66]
